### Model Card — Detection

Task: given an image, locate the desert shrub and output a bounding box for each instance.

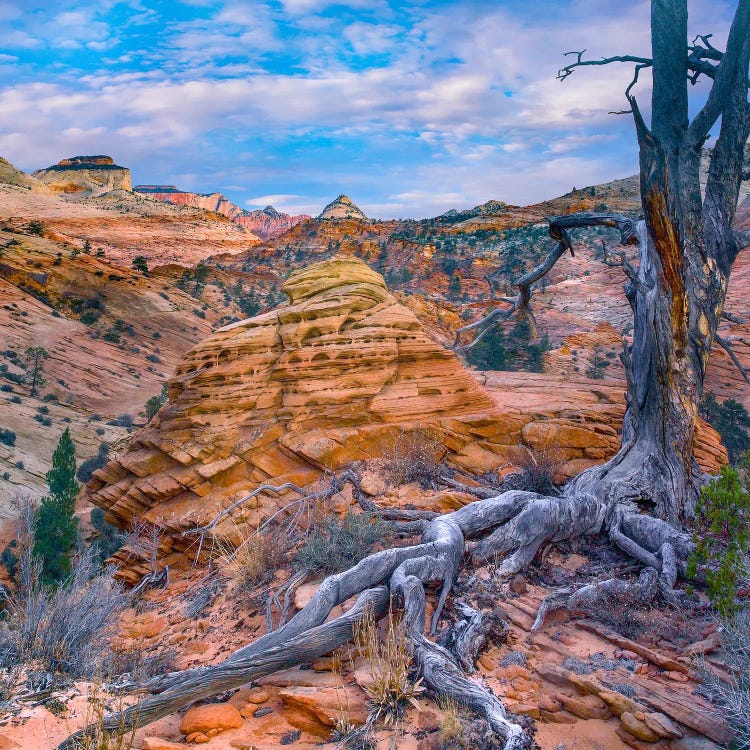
[183,579,223,619]
[1,505,128,677]
[109,414,133,430]
[506,447,563,495]
[687,464,750,616]
[0,384,12,392]
[104,645,176,683]
[9,396,21,404]
[354,606,424,726]
[26,220,44,236]
[296,511,387,574]
[697,609,750,749]
[577,582,647,638]
[382,428,447,489]
[0,428,16,447]
[77,442,110,483]
[1,542,17,579]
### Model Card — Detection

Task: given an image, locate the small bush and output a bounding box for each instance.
[90,505,126,564]
[77,443,110,483]
[506,446,562,495]
[382,429,447,489]
[110,414,134,430]
[0,384,12,392]
[0,428,16,447]
[438,696,463,744]
[214,525,285,590]
[296,511,387,574]
[687,464,750,616]
[697,609,750,749]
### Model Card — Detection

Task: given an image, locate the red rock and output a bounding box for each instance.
[179,703,243,735]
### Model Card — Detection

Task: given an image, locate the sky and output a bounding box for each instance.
[0,0,737,218]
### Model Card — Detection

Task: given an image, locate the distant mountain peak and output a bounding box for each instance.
[133,185,309,239]
[318,194,368,221]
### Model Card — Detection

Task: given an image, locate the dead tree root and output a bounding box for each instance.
[59,485,696,749]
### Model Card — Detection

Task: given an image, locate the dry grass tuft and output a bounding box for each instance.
[353,605,424,726]
[210,521,284,590]
[72,685,136,750]
[438,696,463,743]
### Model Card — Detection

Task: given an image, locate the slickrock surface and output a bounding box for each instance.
[85,258,726,580]
[33,155,132,194]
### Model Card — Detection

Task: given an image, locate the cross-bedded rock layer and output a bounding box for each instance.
[84,258,726,581]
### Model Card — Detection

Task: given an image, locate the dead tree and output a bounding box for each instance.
[59,3,750,748]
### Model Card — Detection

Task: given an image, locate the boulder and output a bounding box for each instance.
[179,702,243,735]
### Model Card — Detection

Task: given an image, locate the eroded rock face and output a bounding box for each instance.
[33,155,132,194]
[85,258,726,581]
[134,185,309,239]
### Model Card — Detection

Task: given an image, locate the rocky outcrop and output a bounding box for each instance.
[85,258,726,581]
[33,155,132,194]
[318,194,368,221]
[0,157,52,194]
[133,186,309,239]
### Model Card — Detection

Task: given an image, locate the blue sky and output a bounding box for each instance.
[0,0,736,218]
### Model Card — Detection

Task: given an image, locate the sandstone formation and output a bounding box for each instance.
[0,157,52,194]
[33,155,132,194]
[318,194,369,221]
[84,257,726,581]
[134,185,310,239]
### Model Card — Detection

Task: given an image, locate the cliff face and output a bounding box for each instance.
[134,186,310,239]
[84,257,726,581]
[33,155,132,194]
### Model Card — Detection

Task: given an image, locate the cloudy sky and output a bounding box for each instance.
[0,0,736,218]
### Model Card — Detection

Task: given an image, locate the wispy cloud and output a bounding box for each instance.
[0,0,737,218]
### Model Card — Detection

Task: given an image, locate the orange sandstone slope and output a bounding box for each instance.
[84,257,725,581]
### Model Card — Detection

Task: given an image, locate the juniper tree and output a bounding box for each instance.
[34,428,79,583]
[24,346,48,397]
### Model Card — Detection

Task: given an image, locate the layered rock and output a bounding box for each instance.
[318,194,368,221]
[33,155,132,194]
[134,185,309,239]
[85,258,726,581]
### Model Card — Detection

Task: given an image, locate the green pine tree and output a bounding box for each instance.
[33,428,80,583]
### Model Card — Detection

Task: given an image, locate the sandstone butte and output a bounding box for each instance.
[85,257,726,581]
[33,155,132,194]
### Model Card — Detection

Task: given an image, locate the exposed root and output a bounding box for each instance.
[60,476,698,749]
[441,601,492,674]
[531,568,658,632]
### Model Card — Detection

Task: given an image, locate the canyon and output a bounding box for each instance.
[0,152,748,750]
